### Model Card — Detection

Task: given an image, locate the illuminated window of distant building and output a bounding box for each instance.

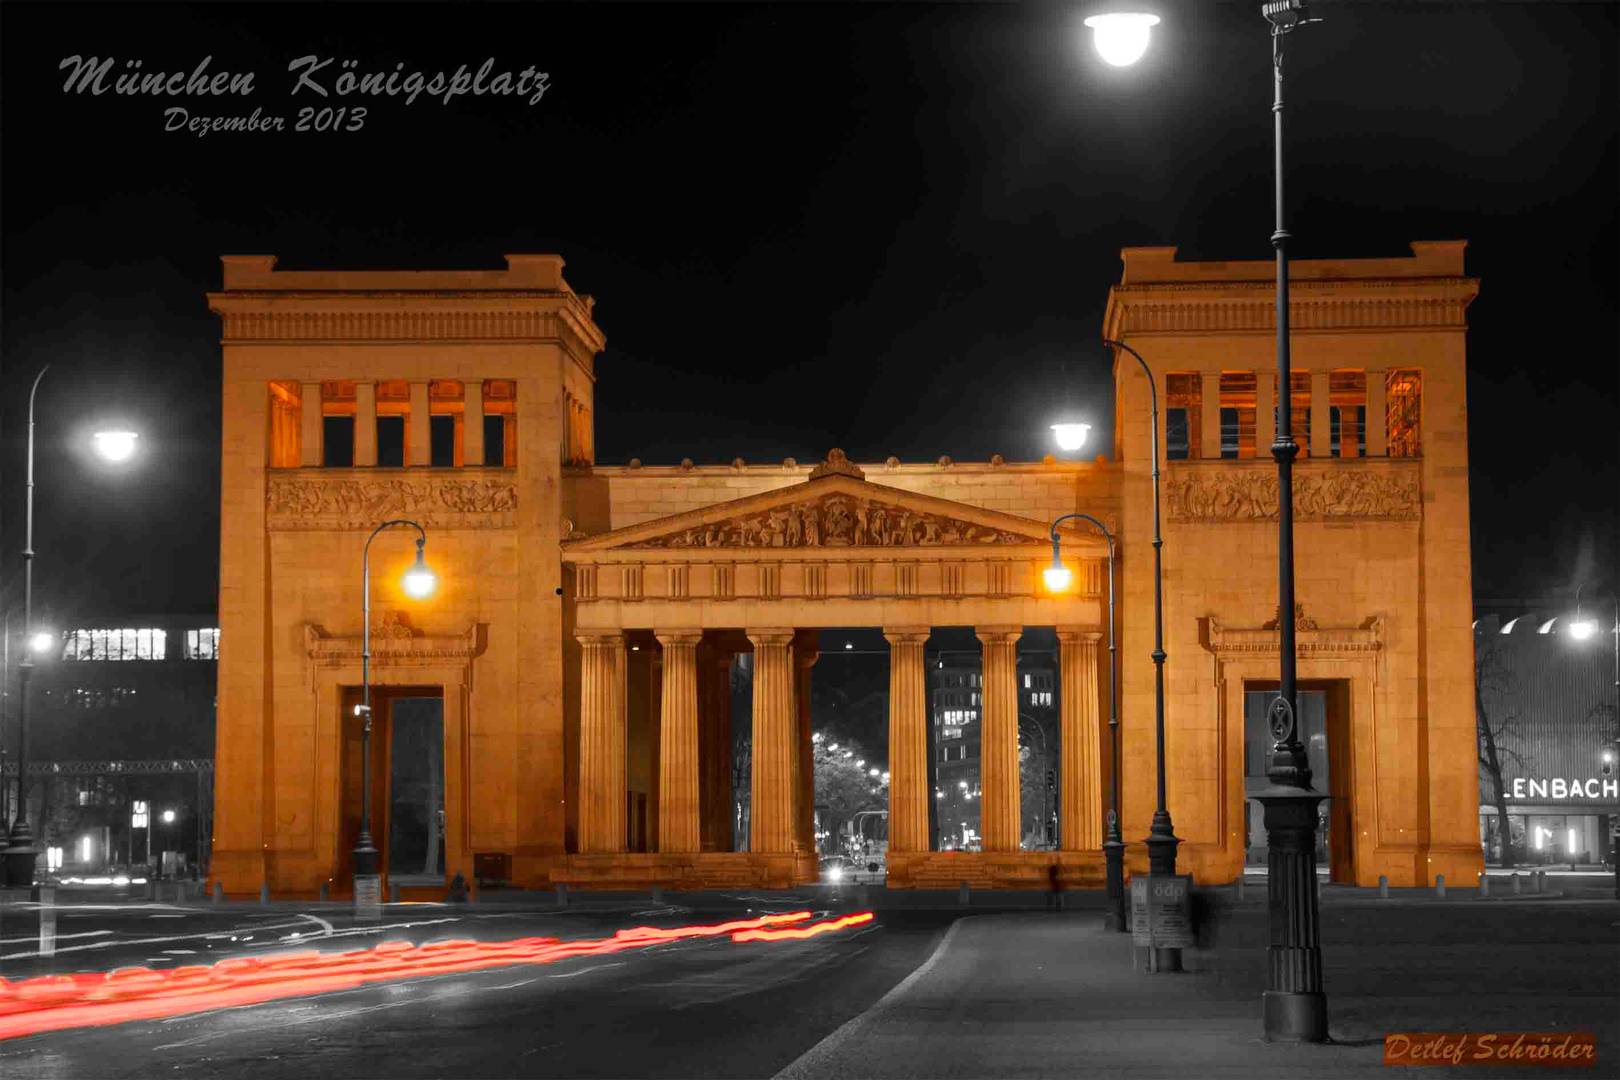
[484,380,517,466]
[1219,372,1257,459]
[185,628,220,660]
[61,628,167,661]
[1329,370,1367,458]
[1386,369,1422,457]
[1274,371,1311,457]
[267,380,301,468]
[1165,373,1202,460]
[942,727,963,740]
[321,381,357,467]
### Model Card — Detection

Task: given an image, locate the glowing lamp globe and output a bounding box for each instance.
[161,810,176,824]
[401,556,438,600]
[1568,617,1598,641]
[1050,422,1091,452]
[1083,12,1160,67]
[93,430,139,463]
[28,630,56,655]
[1043,564,1074,594]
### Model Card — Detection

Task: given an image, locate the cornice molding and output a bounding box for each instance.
[1200,612,1385,657]
[1103,278,1478,338]
[304,622,486,666]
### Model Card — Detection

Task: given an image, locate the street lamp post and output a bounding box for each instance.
[1254,0,1329,1044]
[353,520,437,913]
[5,365,142,890]
[1044,512,1125,932]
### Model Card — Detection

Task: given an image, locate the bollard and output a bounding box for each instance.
[651,886,663,905]
[145,877,157,901]
[1435,873,1446,899]
[1235,874,1245,901]
[319,881,329,902]
[389,880,401,904]
[1512,873,1522,895]
[958,881,971,907]
[37,886,58,958]
[1479,872,1490,898]
[1534,870,1545,894]
[1378,874,1389,899]
[260,882,270,906]
[212,879,224,904]
[556,883,569,908]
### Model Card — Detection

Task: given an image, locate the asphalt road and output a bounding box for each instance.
[1,896,955,1079]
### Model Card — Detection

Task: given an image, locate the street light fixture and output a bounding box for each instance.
[6,366,143,890]
[1045,511,1125,931]
[1252,0,1329,1043]
[1050,339,1180,960]
[91,430,140,464]
[1082,12,1161,67]
[353,519,437,912]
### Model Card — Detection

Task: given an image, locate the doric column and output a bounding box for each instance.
[884,628,931,854]
[408,381,431,466]
[793,633,819,854]
[655,631,702,853]
[577,632,626,853]
[976,626,1022,852]
[300,381,323,466]
[1058,629,1104,851]
[1309,369,1331,458]
[1365,369,1388,456]
[747,630,797,853]
[464,381,486,467]
[354,381,378,466]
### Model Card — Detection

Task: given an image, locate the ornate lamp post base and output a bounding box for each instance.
[1256,786,1328,1042]
[1103,828,1127,933]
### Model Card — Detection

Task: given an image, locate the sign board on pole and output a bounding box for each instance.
[1130,874,1193,949]
[353,874,382,921]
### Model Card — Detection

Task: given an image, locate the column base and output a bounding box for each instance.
[1263,990,1329,1043]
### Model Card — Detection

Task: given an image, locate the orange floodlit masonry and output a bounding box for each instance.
[0,911,870,1040]
[208,242,1482,897]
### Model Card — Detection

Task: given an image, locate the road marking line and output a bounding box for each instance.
[548,962,627,979]
[0,929,112,945]
[772,916,968,1080]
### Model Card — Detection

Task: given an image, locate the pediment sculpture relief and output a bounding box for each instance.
[628,493,1030,549]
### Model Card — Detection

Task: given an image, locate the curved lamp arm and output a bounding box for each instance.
[360,519,429,723]
[1048,511,1119,846]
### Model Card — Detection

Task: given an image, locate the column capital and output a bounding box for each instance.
[975,626,1023,646]
[576,630,625,648]
[746,628,796,648]
[1056,628,1104,645]
[882,626,932,646]
[654,629,703,648]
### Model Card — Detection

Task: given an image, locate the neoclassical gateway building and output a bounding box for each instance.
[207,241,1483,898]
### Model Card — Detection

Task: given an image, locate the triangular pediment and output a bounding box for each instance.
[565,474,1087,554]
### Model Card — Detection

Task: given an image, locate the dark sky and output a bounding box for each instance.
[1,1,1615,621]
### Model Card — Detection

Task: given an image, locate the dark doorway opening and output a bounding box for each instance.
[340,686,445,890]
[1243,680,1354,882]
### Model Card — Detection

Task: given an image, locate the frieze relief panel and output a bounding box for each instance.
[1166,462,1420,524]
[267,471,517,530]
[628,493,1031,549]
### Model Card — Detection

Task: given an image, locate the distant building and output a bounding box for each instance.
[1474,606,1617,868]
[1,614,217,876]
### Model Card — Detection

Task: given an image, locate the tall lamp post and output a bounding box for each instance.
[1043,512,1124,932]
[1253,0,1329,1043]
[1568,591,1620,900]
[5,365,141,889]
[353,520,438,912]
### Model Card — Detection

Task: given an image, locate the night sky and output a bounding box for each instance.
[1,1,1615,622]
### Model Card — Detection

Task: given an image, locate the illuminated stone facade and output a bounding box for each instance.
[207,241,1481,897]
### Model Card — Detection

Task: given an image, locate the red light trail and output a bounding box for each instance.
[0,910,873,1041]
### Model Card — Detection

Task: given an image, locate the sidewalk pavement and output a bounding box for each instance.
[774,909,1619,1080]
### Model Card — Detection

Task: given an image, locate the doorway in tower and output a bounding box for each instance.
[339,686,446,891]
[1242,680,1355,882]
[808,629,892,881]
